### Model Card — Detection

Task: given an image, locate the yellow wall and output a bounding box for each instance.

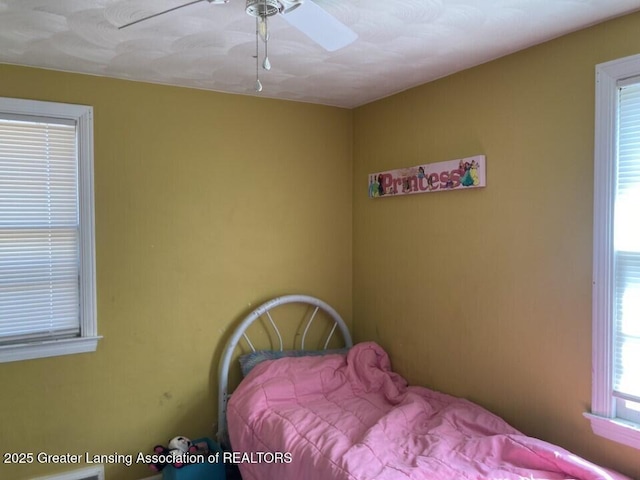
[3,9,640,480]
[352,11,640,480]
[0,65,353,479]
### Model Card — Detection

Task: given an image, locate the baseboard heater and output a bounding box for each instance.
[32,465,104,480]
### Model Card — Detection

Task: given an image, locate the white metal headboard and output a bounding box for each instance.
[216,294,352,445]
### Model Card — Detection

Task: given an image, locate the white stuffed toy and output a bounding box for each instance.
[168,436,193,458]
[148,436,196,472]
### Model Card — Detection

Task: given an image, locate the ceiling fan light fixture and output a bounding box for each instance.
[246,0,279,18]
[118,0,357,94]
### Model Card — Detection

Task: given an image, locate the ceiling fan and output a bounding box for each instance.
[118,0,358,92]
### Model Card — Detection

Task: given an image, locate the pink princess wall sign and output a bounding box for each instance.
[368,155,486,198]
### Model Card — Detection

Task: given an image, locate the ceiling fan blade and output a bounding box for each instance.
[281,0,357,52]
[118,0,211,30]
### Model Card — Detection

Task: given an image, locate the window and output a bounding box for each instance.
[586,53,640,448]
[0,97,98,363]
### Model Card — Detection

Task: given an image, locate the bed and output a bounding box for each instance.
[217,295,630,480]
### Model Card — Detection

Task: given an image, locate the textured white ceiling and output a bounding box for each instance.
[1,0,640,108]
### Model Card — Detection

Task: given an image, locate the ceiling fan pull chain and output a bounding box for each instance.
[262,14,271,71]
[255,16,263,92]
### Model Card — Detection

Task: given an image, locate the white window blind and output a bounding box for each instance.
[0,115,81,344]
[0,97,97,363]
[613,80,640,405]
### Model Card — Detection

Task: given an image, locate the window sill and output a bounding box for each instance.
[584,412,640,449]
[0,336,102,363]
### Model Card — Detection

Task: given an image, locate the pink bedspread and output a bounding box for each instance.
[227,342,629,480]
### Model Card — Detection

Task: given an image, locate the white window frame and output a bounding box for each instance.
[584,53,640,449]
[0,97,99,363]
